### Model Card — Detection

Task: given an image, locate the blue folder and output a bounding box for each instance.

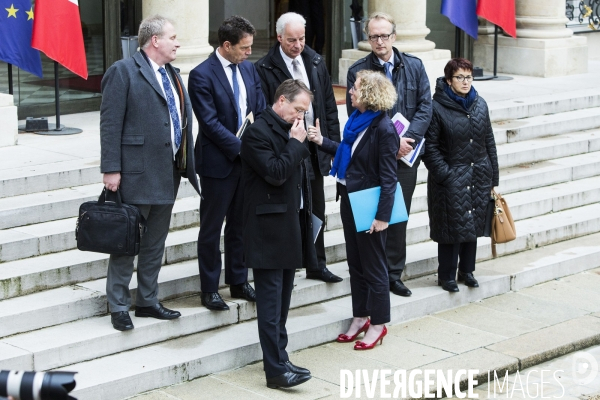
[348,182,408,232]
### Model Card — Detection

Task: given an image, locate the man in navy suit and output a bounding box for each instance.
[188,16,267,310]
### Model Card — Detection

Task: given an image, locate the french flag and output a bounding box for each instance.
[32,0,88,79]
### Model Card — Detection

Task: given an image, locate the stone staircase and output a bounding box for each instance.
[1,90,600,400]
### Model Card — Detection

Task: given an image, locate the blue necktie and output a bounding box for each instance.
[158,67,182,150]
[385,62,393,81]
[230,64,243,129]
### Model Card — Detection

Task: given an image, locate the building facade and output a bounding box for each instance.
[0,0,595,121]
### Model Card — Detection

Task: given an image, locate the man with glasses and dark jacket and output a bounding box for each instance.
[346,11,432,298]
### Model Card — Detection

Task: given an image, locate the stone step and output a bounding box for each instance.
[2,200,599,340]
[487,89,600,123]
[3,149,600,266]
[4,231,600,375]
[492,106,600,145]
[3,163,600,302]
[0,196,200,263]
[31,232,600,400]
[495,129,600,169]
[0,158,100,199]
[1,127,598,232]
[1,132,598,263]
[4,166,599,303]
[0,179,198,230]
[3,91,599,200]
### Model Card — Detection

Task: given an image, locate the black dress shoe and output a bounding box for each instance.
[230,281,257,302]
[390,279,412,297]
[135,303,181,320]
[438,279,460,292]
[305,267,343,283]
[285,360,310,375]
[111,311,134,331]
[201,292,230,311]
[457,271,479,287]
[266,371,311,389]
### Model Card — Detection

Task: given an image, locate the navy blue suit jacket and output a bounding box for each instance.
[188,52,267,178]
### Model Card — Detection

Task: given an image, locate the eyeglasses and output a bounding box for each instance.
[284,97,308,116]
[453,75,474,82]
[368,33,394,42]
[349,85,358,93]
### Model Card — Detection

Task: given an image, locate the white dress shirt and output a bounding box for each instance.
[216,48,248,126]
[279,47,315,128]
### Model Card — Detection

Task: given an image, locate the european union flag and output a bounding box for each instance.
[0,0,43,77]
[441,0,479,40]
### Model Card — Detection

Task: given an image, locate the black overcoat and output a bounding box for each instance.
[240,108,311,270]
[423,78,499,244]
[255,44,340,177]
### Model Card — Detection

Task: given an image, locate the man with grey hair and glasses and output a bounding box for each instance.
[256,12,342,284]
[347,12,432,298]
[100,15,200,331]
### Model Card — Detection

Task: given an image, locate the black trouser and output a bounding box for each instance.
[254,268,296,379]
[386,157,421,282]
[339,183,390,325]
[437,242,477,281]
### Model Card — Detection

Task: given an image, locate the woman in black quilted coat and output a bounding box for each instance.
[423,58,499,293]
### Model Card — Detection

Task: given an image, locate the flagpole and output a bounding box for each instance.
[26,62,82,135]
[7,64,13,95]
[53,61,62,131]
[454,27,461,57]
[491,25,513,81]
[493,25,499,78]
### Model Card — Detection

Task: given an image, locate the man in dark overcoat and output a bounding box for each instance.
[255,12,342,283]
[100,15,200,331]
[240,80,313,389]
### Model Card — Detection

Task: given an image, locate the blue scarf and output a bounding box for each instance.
[330,109,381,179]
[444,84,477,111]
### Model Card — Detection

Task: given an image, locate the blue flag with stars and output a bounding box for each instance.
[0,0,43,77]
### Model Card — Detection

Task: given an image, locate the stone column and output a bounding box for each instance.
[473,0,587,77]
[339,0,450,89]
[143,0,213,77]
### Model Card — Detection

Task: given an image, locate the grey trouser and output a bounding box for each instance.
[106,203,174,312]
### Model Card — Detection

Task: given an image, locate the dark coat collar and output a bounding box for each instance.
[263,107,292,140]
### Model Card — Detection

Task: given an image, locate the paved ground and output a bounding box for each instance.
[126,266,600,400]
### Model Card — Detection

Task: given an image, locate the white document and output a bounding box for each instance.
[391,112,422,167]
[236,112,254,139]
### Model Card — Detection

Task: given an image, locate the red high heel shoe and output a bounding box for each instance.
[354,326,387,350]
[337,319,370,343]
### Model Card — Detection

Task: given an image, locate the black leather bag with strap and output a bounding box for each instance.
[76,188,147,256]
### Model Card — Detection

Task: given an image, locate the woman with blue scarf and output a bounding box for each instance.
[423,58,499,293]
[307,70,399,350]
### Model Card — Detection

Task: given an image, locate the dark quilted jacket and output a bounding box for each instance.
[423,77,499,244]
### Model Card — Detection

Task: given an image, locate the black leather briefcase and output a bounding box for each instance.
[76,188,147,256]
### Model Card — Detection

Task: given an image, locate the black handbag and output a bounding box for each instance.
[76,188,147,256]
